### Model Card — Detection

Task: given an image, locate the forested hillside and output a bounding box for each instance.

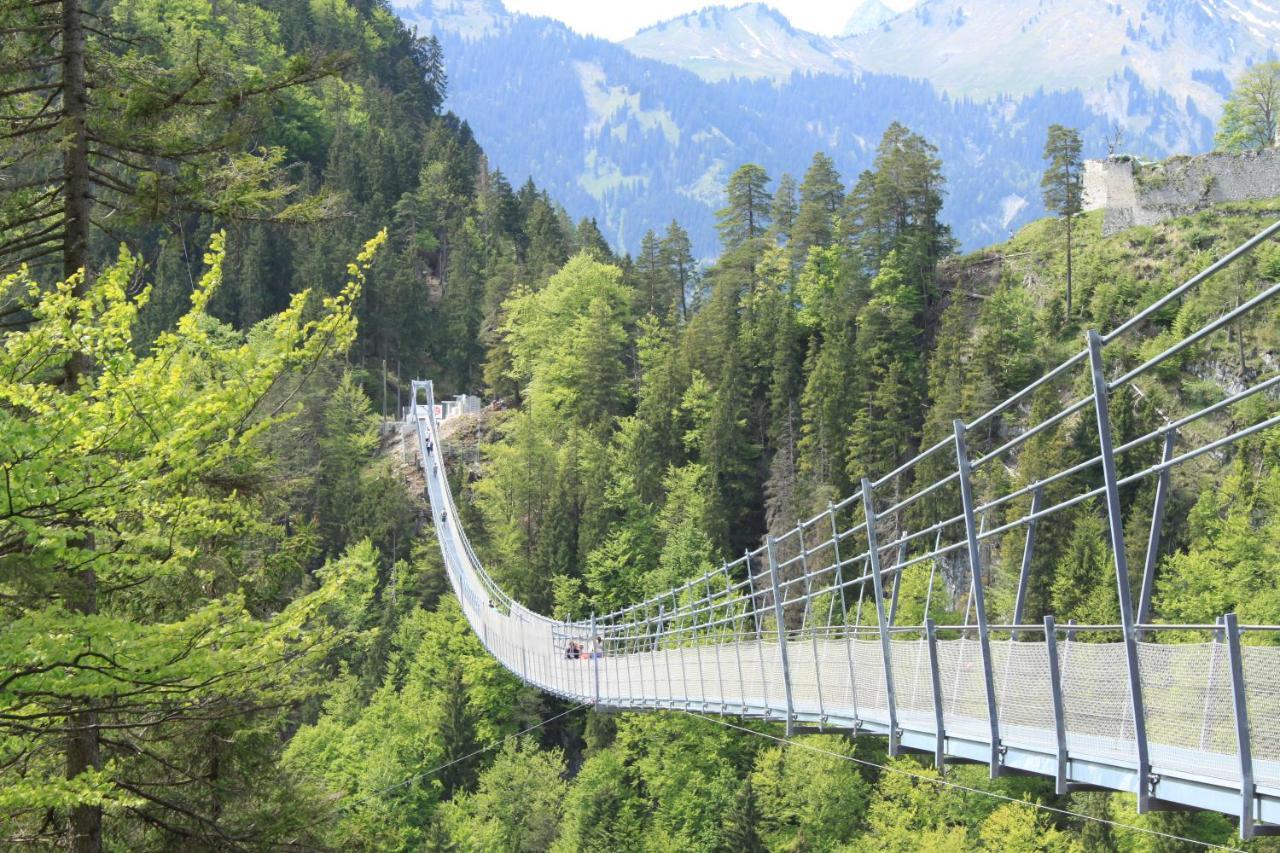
[2,0,1279,850]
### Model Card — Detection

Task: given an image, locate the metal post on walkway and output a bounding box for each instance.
[1225,612,1272,840]
[746,549,770,711]
[925,618,946,771]
[1044,615,1069,795]
[766,535,796,735]
[888,533,907,626]
[590,612,600,707]
[861,479,899,755]
[796,523,826,726]
[952,421,1002,777]
[829,502,861,725]
[1010,487,1042,640]
[1138,429,1176,636]
[1086,330,1154,811]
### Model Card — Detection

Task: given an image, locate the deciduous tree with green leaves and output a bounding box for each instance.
[1215,61,1280,152]
[0,230,383,848]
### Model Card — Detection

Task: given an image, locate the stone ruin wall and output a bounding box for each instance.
[1083,148,1280,236]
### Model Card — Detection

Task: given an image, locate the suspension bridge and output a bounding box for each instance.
[410,218,1280,840]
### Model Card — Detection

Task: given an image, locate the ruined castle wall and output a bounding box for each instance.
[1083,149,1280,236]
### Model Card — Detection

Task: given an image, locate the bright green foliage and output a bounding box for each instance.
[977,801,1082,851]
[0,229,381,843]
[1155,426,1280,626]
[1215,62,1280,152]
[551,746,647,852]
[441,738,569,852]
[284,597,536,849]
[749,736,870,850]
[501,253,633,426]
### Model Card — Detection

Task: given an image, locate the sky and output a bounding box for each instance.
[501,0,918,41]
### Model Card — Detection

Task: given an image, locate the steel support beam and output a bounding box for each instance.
[1010,487,1042,640]
[590,612,600,706]
[1138,429,1176,633]
[766,535,796,735]
[829,502,861,725]
[745,549,770,710]
[952,422,1002,776]
[925,618,946,771]
[1225,613,1280,838]
[888,534,908,626]
[1044,615,1069,795]
[1086,329,1154,811]
[861,479,899,755]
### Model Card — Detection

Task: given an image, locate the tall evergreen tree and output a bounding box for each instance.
[770,173,799,245]
[716,164,772,250]
[791,152,844,265]
[660,220,697,321]
[1041,124,1084,316]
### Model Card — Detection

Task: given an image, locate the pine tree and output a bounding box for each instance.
[636,229,668,317]
[659,220,697,321]
[770,173,799,245]
[721,780,766,853]
[1042,124,1084,316]
[716,164,772,250]
[791,152,844,265]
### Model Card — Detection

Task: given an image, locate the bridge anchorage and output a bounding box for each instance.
[410,218,1280,840]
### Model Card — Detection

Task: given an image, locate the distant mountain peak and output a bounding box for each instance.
[841,0,900,36]
[624,3,857,82]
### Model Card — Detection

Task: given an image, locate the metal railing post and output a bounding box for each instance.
[1044,615,1069,795]
[829,502,861,726]
[888,534,907,626]
[1086,330,1154,810]
[797,523,826,727]
[745,549,770,712]
[1138,429,1176,634]
[590,612,600,706]
[952,422,1002,777]
[1011,487,1042,640]
[766,535,796,735]
[925,618,946,771]
[861,479,899,755]
[1224,612,1270,839]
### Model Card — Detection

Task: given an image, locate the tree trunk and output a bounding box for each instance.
[1065,213,1073,317]
[60,3,103,850]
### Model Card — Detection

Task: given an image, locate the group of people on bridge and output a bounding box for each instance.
[565,637,604,661]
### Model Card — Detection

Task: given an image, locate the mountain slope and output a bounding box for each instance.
[839,0,1276,116]
[623,4,856,82]
[389,0,1221,256]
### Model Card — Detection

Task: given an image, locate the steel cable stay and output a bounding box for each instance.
[408,218,1280,839]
